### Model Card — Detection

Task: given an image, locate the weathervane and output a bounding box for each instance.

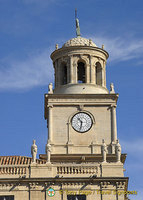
[75,9,81,37]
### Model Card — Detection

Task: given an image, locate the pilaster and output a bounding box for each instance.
[70,55,74,83]
[47,105,53,143]
[111,105,117,143]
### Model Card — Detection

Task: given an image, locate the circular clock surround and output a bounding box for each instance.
[71,112,93,133]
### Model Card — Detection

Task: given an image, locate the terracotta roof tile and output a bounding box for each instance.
[0,156,46,165]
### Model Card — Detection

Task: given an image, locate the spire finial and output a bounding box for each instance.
[75,9,81,37]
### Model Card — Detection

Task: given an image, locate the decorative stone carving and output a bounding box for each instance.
[57,165,98,175]
[48,83,53,94]
[110,83,115,94]
[31,140,37,163]
[101,139,107,162]
[89,39,92,46]
[79,54,83,59]
[55,44,58,50]
[100,181,110,188]
[46,143,51,163]
[102,44,104,49]
[115,139,121,162]
[116,181,125,189]
[81,156,85,161]
[79,104,84,111]
[63,37,97,47]
[0,166,27,175]
[75,10,81,37]
[73,60,77,67]
[29,182,39,190]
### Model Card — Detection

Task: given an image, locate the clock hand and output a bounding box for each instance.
[80,120,83,130]
[77,118,82,129]
[77,118,82,123]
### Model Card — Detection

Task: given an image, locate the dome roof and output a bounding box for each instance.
[63,37,97,47]
[54,84,109,94]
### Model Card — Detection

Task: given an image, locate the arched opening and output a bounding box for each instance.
[61,63,67,85]
[63,65,67,84]
[77,62,85,83]
[96,62,102,86]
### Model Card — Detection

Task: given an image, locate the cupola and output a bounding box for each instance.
[50,16,109,94]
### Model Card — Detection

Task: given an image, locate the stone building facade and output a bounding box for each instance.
[0,35,129,200]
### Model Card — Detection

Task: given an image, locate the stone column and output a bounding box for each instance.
[86,64,90,83]
[58,59,61,86]
[55,60,58,88]
[91,66,95,84]
[90,56,95,84]
[73,60,77,83]
[48,105,53,143]
[53,62,56,88]
[101,66,104,87]
[70,56,74,83]
[67,59,70,84]
[95,63,97,84]
[103,60,106,87]
[56,59,61,87]
[111,105,117,142]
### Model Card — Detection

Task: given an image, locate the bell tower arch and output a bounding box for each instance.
[77,61,86,83]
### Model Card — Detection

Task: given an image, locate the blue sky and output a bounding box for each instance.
[0,0,143,199]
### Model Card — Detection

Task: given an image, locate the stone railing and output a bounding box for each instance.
[0,165,27,175]
[57,166,98,175]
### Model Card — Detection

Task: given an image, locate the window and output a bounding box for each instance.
[77,62,85,83]
[0,196,14,200]
[67,195,86,200]
[96,62,102,86]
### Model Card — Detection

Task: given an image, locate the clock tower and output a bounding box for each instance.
[43,17,129,200]
[45,37,118,155]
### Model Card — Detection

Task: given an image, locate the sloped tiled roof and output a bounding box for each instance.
[0,156,46,165]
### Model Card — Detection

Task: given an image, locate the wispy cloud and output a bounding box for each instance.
[0,48,54,90]
[91,36,143,63]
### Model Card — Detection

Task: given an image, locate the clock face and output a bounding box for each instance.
[71,112,93,133]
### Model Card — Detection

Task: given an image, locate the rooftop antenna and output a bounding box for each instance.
[75,8,81,37]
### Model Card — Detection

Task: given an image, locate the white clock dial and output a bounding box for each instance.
[71,112,92,133]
